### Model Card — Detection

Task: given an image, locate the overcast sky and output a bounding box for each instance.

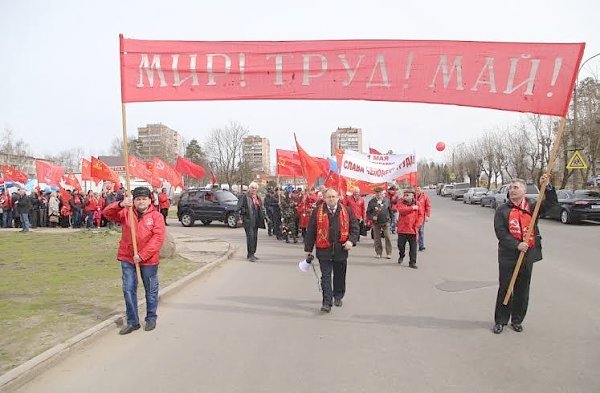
[1,0,599,165]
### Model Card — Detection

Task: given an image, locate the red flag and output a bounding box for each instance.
[1,165,28,183]
[59,186,72,203]
[294,134,326,189]
[35,160,65,186]
[369,147,382,155]
[63,171,82,190]
[152,158,183,188]
[324,171,348,196]
[129,155,162,188]
[91,157,120,184]
[81,158,100,183]
[175,156,206,179]
[211,171,218,186]
[276,149,303,177]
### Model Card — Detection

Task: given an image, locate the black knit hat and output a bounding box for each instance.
[132,187,151,199]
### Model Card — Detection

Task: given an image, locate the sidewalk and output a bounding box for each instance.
[0,228,237,391]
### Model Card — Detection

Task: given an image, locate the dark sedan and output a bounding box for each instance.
[544,190,600,224]
[480,189,498,208]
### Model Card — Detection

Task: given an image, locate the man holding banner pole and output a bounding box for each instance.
[367,187,393,259]
[103,187,166,334]
[492,175,555,334]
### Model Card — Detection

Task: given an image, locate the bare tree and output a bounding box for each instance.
[109,137,142,157]
[43,148,85,172]
[0,127,32,169]
[204,121,248,188]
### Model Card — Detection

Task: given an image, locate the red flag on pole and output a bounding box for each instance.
[90,157,120,184]
[63,171,82,190]
[294,134,326,189]
[211,171,218,186]
[175,156,206,179]
[276,149,303,177]
[369,147,382,155]
[1,165,28,183]
[152,158,183,188]
[81,158,99,183]
[128,155,162,188]
[35,160,65,186]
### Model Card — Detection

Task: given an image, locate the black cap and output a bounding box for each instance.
[132,187,151,199]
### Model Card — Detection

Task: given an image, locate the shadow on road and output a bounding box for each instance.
[164,295,490,331]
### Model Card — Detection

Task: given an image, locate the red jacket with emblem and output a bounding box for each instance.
[102,202,166,266]
[158,192,170,209]
[395,200,424,235]
[342,195,366,221]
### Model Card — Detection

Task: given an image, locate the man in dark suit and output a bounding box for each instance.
[304,187,360,313]
[237,181,265,262]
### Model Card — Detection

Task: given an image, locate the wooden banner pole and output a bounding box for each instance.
[503,117,566,305]
[119,34,141,281]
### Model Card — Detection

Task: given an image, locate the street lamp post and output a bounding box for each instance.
[572,52,600,188]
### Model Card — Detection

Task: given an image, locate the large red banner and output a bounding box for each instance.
[121,37,584,116]
[276,149,303,177]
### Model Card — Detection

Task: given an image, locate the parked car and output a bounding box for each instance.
[450,182,471,200]
[177,188,240,228]
[436,183,445,195]
[463,187,488,204]
[543,189,600,224]
[493,183,540,209]
[480,189,498,208]
[440,184,454,197]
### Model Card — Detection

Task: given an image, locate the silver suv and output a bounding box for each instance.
[493,183,540,209]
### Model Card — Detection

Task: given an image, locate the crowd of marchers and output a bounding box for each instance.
[0,186,171,232]
[241,183,431,266]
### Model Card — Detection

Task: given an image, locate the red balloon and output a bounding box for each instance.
[436,142,446,152]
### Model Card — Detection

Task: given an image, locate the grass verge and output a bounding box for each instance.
[0,229,199,375]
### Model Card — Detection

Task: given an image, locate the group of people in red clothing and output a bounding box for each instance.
[343,185,431,268]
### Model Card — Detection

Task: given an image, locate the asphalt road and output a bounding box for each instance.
[13,191,600,392]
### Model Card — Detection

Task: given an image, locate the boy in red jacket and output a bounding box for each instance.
[103,187,166,334]
[395,189,424,269]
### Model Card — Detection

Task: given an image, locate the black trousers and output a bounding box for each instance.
[244,224,258,257]
[318,258,347,306]
[160,208,168,224]
[397,233,417,265]
[495,262,533,325]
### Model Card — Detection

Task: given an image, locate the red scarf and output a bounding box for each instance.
[508,199,535,248]
[316,203,350,249]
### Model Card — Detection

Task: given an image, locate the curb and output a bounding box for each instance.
[0,243,238,391]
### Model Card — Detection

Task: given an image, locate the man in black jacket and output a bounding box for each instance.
[492,174,556,334]
[367,187,394,259]
[237,182,265,262]
[14,189,32,232]
[304,188,359,313]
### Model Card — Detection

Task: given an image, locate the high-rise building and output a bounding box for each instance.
[330,127,363,155]
[242,135,271,174]
[137,123,184,163]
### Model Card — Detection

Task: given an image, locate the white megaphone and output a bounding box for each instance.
[298,254,314,273]
[298,259,311,272]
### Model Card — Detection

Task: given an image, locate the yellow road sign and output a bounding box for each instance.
[566,150,588,170]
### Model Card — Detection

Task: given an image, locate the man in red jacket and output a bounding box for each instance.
[342,186,366,241]
[103,186,166,334]
[396,189,424,269]
[414,186,432,251]
[158,188,170,225]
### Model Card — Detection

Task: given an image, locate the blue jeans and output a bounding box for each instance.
[2,210,11,228]
[86,211,94,228]
[121,261,159,327]
[418,223,425,248]
[20,213,30,231]
[73,209,82,228]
